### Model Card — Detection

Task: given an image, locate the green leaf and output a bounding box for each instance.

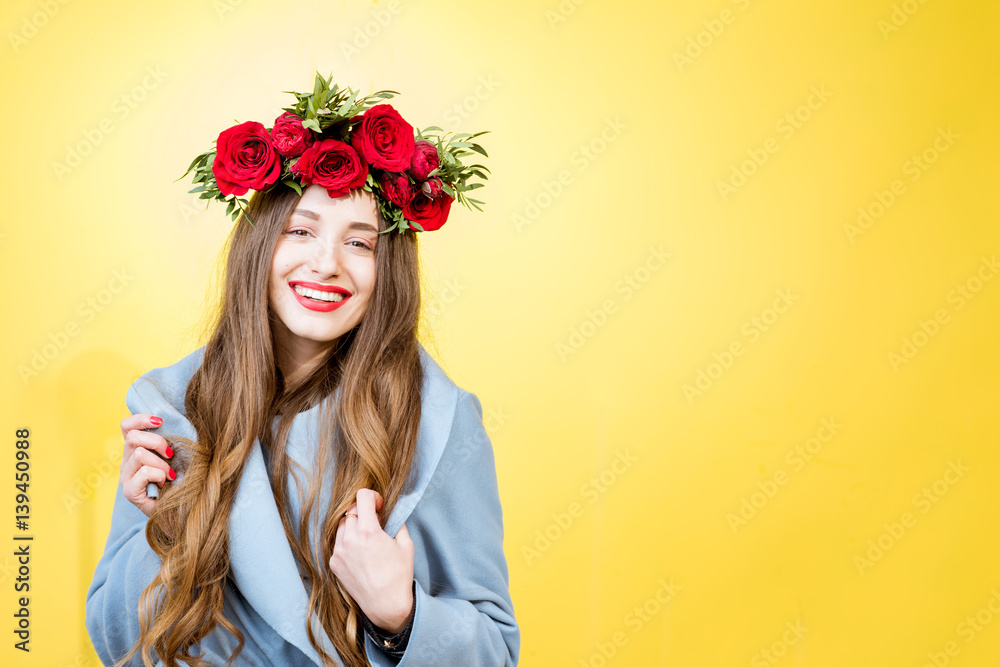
[283,180,303,196]
[336,89,359,116]
[302,118,321,133]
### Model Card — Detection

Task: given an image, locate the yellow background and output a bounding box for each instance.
[1,0,998,665]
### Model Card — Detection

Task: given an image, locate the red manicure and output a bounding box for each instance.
[165,446,173,458]
[167,468,176,480]
[150,416,163,427]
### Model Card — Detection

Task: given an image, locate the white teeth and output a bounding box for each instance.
[293,285,346,302]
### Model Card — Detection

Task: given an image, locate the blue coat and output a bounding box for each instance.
[85,344,520,666]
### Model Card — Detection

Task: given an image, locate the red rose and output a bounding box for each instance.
[408,140,439,181]
[420,177,443,198]
[270,111,314,158]
[212,121,282,196]
[379,172,414,207]
[350,104,415,171]
[292,138,368,198]
[403,193,453,232]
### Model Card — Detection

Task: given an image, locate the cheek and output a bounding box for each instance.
[361,257,377,291]
[268,262,294,307]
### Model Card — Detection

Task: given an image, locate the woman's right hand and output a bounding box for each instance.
[119,414,175,517]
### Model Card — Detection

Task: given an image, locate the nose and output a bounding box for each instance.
[309,239,341,277]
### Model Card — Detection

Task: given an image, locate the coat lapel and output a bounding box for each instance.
[227,435,337,664]
[140,343,460,664]
[382,345,459,537]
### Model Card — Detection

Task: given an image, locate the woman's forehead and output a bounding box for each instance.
[293,185,379,221]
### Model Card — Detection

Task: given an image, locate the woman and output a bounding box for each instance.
[85,74,517,667]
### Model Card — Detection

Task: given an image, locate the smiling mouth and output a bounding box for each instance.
[292,285,347,303]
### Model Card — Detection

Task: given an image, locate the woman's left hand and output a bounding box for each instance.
[330,488,415,634]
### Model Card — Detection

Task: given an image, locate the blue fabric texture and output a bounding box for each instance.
[85,343,519,666]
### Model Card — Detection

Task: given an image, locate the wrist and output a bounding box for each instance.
[376,585,414,635]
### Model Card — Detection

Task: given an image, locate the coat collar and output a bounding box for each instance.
[132,343,459,664]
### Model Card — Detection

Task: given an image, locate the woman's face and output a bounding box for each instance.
[269,185,379,365]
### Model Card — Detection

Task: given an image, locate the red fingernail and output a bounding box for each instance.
[165,446,173,458]
[167,468,176,480]
[150,416,163,427]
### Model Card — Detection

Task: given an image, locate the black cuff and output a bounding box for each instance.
[361,580,416,658]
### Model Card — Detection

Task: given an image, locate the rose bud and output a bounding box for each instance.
[421,177,443,198]
[380,172,415,206]
[408,140,440,182]
[270,111,315,158]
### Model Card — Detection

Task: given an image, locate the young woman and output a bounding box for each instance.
[85,75,517,667]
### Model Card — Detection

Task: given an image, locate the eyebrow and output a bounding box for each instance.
[348,221,379,234]
[290,209,379,234]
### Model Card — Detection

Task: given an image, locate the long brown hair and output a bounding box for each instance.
[119,184,424,667]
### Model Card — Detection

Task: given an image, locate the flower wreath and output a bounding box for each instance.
[180,72,489,233]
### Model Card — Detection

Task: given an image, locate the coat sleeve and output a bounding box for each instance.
[85,381,167,667]
[365,390,520,667]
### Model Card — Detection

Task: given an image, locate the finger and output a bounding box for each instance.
[126,465,167,494]
[395,523,414,555]
[370,489,384,514]
[123,429,173,461]
[336,503,358,535]
[355,488,381,531]
[120,414,164,439]
[124,464,168,517]
[331,514,350,572]
[121,446,175,488]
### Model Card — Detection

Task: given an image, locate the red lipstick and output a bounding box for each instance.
[288,281,352,312]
